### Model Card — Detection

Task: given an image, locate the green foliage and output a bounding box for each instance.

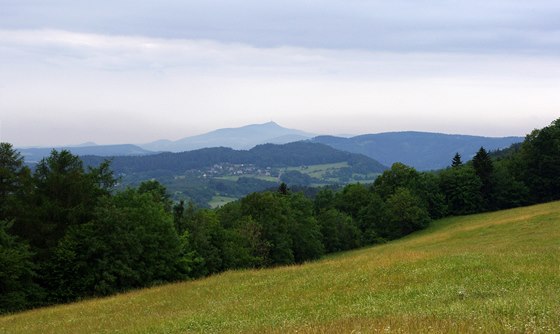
[12,150,114,259]
[439,166,483,215]
[415,173,448,219]
[179,209,225,277]
[0,143,32,222]
[472,147,494,210]
[314,188,336,213]
[0,220,38,314]
[286,193,325,262]
[45,189,185,301]
[316,209,361,252]
[373,162,420,199]
[355,192,388,243]
[240,192,294,265]
[334,183,373,219]
[518,119,560,202]
[385,188,431,237]
[491,162,530,209]
[138,179,172,211]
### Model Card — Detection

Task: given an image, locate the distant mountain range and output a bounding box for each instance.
[18,144,153,163]
[140,121,316,152]
[17,122,524,171]
[311,132,524,171]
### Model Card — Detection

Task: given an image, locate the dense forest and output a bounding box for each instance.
[1,118,559,314]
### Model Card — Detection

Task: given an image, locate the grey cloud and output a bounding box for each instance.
[1,1,560,53]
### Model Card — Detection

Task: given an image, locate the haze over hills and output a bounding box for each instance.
[312,131,524,171]
[16,122,523,171]
[140,121,316,152]
[17,144,154,163]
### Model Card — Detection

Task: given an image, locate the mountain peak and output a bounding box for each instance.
[141,122,316,152]
[243,121,282,129]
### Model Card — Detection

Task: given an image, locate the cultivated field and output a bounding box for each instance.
[1,202,559,333]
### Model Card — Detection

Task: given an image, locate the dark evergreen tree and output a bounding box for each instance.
[451,152,463,167]
[472,147,494,210]
[277,182,289,195]
[0,143,33,224]
[11,150,114,259]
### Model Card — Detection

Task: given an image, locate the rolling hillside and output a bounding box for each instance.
[312,132,523,171]
[2,201,559,333]
[81,142,386,174]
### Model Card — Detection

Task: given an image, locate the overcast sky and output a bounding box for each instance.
[1,1,559,146]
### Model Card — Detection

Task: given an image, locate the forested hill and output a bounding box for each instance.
[81,142,387,174]
[311,132,523,171]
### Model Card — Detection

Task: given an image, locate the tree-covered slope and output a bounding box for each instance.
[2,201,559,333]
[312,131,523,171]
[81,141,387,174]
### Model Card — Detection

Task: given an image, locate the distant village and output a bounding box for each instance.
[184,163,279,179]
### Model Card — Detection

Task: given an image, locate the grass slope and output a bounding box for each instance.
[2,202,560,333]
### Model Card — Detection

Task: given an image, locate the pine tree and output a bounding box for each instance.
[472,147,494,210]
[451,152,462,167]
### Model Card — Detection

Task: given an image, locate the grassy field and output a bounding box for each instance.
[1,202,559,333]
[284,162,349,179]
[208,195,238,208]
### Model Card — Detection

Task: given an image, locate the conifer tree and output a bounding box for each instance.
[472,147,494,209]
[451,152,462,167]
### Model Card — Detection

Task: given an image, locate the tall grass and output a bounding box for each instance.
[1,202,559,333]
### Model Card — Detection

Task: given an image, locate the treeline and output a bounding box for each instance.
[1,118,559,314]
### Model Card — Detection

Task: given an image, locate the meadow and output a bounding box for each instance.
[1,201,559,333]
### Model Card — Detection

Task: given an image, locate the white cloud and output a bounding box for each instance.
[1,29,559,146]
